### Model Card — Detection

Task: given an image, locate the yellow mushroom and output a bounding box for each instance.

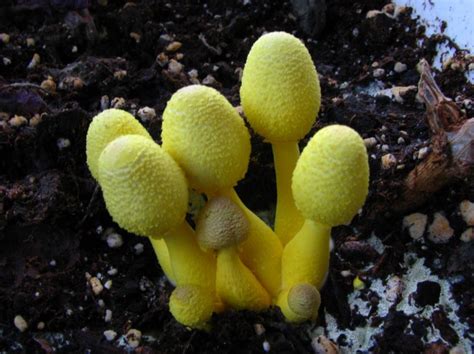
[240,32,321,246]
[169,284,215,331]
[97,135,216,292]
[196,196,271,311]
[162,84,282,297]
[281,125,369,306]
[85,109,175,284]
[86,108,151,182]
[277,283,321,323]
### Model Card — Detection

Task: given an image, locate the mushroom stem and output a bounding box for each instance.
[149,238,176,285]
[272,141,305,246]
[158,221,216,291]
[217,247,271,311]
[219,188,282,297]
[281,219,331,290]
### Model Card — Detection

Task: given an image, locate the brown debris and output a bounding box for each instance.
[393,59,474,212]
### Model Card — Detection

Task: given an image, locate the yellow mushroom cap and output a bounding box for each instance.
[169,284,214,330]
[196,196,249,250]
[162,85,251,194]
[240,31,320,142]
[292,125,369,227]
[98,135,188,237]
[86,109,151,181]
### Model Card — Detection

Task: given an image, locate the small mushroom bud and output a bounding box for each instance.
[169,284,214,330]
[196,197,271,311]
[277,283,321,323]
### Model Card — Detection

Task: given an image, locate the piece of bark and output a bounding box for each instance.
[393,59,473,212]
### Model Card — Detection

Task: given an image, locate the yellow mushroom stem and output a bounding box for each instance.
[169,284,215,331]
[277,283,321,323]
[218,188,282,298]
[272,141,305,246]
[149,238,176,285]
[281,219,331,290]
[216,247,271,311]
[152,222,216,292]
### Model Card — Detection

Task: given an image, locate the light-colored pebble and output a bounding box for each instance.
[460,228,474,242]
[27,53,40,69]
[106,233,123,248]
[397,137,405,144]
[262,341,270,352]
[9,115,28,127]
[41,78,56,93]
[381,153,397,169]
[373,68,385,78]
[104,309,113,322]
[137,107,156,122]
[104,329,117,341]
[49,259,57,267]
[175,53,184,60]
[394,62,407,73]
[168,59,183,75]
[107,268,118,276]
[417,147,430,160]
[202,74,217,86]
[381,144,389,152]
[90,277,104,295]
[98,299,105,308]
[37,321,45,330]
[402,213,428,240]
[340,270,352,277]
[14,315,28,332]
[134,243,144,255]
[129,32,141,43]
[0,33,10,44]
[311,335,339,354]
[126,329,142,348]
[104,280,113,290]
[460,200,474,225]
[166,41,182,52]
[111,97,126,109]
[364,137,377,148]
[113,70,127,80]
[57,138,71,150]
[159,34,173,42]
[100,95,110,110]
[428,212,454,244]
[26,38,35,47]
[385,275,404,302]
[254,323,265,336]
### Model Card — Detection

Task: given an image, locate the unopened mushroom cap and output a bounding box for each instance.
[169,284,214,330]
[98,135,188,237]
[86,109,151,181]
[162,85,251,194]
[196,196,249,250]
[240,31,320,142]
[287,283,321,319]
[292,125,369,226]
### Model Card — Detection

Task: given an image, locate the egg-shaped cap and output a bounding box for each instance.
[292,125,369,227]
[98,135,188,237]
[86,109,151,181]
[196,196,249,250]
[162,85,251,194]
[287,283,321,319]
[240,31,320,142]
[169,284,214,330]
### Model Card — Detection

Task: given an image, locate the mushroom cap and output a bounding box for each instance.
[292,125,369,227]
[287,283,321,320]
[162,85,251,194]
[98,135,188,237]
[240,31,320,142]
[169,284,214,330]
[196,196,249,250]
[86,109,151,181]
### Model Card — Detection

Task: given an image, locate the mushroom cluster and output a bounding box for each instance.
[85,32,369,329]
